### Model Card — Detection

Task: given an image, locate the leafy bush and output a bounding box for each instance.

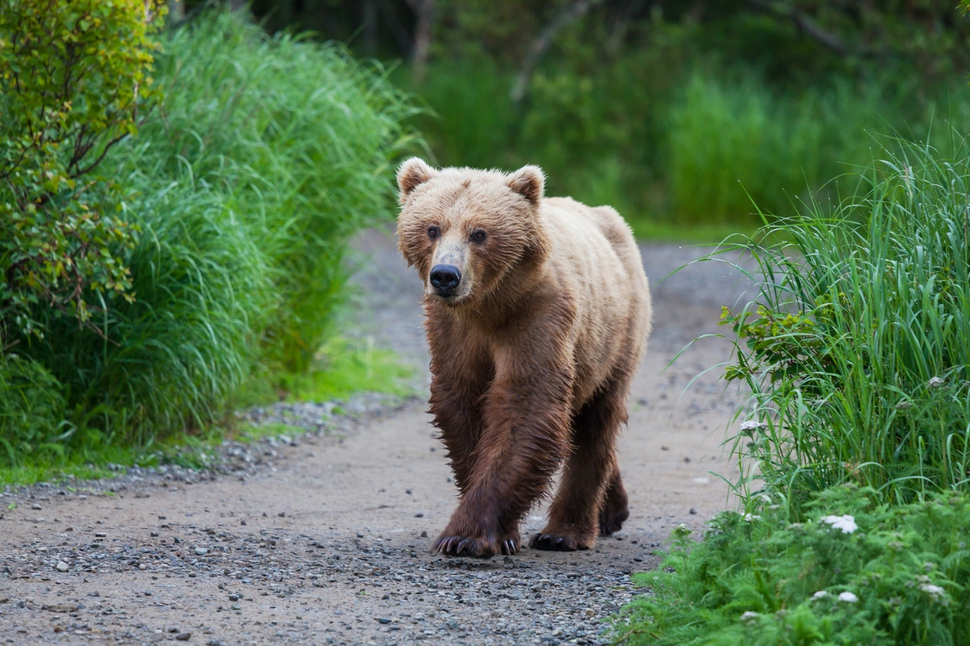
[0,0,162,336]
[1,10,418,471]
[718,137,970,505]
[614,486,970,646]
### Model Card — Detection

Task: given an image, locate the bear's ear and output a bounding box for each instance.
[506,165,545,206]
[397,158,437,202]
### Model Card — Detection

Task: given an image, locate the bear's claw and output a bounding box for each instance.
[529,533,590,552]
[432,534,519,558]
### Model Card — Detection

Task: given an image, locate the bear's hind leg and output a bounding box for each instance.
[598,468,630,536]
[531,378,628,551]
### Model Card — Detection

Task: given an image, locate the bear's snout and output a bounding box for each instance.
[429,264,462,296]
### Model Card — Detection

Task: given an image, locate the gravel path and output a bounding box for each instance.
[0,228,756,645]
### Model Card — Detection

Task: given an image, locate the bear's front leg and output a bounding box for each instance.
[433,352,573,558]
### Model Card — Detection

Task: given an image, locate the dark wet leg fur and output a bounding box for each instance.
[598,469,630,536]
[532,376,630,551]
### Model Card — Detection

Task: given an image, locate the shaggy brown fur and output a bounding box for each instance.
[396,158,652,558]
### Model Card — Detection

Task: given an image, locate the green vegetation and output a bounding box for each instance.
[0,9,417,482]
[410,60,964,236]
[383,3,970,239]
[237,336,416,407]
[720,138,970,506]
[615,138,970,645]
[616,486,970,646]
[0,0,160,336]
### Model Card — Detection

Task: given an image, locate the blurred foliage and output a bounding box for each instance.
[243,0,970,80]
[235,1,970,232]
[0,0,164,340]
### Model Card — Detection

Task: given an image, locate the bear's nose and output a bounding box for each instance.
[430,264,462,296]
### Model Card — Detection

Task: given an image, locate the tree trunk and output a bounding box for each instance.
[407,0,436,85]
[510,0,603,104]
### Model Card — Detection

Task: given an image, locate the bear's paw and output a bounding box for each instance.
[432,533,519,558]
[529,531,593,552]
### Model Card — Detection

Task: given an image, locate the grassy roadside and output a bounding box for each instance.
[613,137,970,645]
[0,337,417,487]
[0,10,421,486]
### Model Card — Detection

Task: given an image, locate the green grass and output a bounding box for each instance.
[717,135,970,507]
[615,134,970,646]
[0,10,421,480]
[404,56,969,238]
[236,336,417,407]
[0,337,414,485]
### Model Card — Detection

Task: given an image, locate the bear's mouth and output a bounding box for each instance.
[428,287,469,305]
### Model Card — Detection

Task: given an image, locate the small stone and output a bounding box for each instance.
[228,593,241,601]
[415,513,424,518]
[175,632,192,641]
[377,617,392,624]
[405,489,412,495]
[420,531,428,538]
[55,561,69,572]
[208,640,225,646]
[195,547,208,556]
[139,564,147,570]
[689,508,697,515]
[31,503,42,510]
[230,604,241,611]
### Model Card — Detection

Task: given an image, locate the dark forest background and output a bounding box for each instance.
[171,1,970,236]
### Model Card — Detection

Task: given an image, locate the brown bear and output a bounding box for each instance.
[396,158,651,558]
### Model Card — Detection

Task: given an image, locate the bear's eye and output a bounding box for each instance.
[470,229,487,244]
[427,225,440,240]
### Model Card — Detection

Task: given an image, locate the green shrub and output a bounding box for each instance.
[614,486,970,646]
[718,137,970,505]
[0,0,162,337]
[25,176,271,445]
[2,10,418,472]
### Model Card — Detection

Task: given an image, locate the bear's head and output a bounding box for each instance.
[396,158,549,307]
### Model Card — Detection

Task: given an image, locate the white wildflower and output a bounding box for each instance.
[740,611,759,622]
[928,376,945,389]
[742,513,761,522]
[739,420,766,432]
[838,591,858,603]
[812,590,829,600]
[919,583,948,605]
[820,514,858,534]
[920,583,945,596]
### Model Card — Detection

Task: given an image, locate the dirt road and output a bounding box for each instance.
[0,229,755,645]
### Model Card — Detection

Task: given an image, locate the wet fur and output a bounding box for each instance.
[397,159,651,557]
